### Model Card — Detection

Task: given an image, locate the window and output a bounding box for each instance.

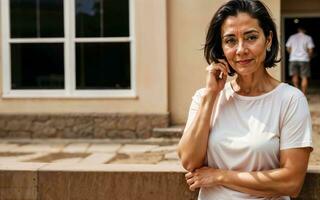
[2,0,135,97]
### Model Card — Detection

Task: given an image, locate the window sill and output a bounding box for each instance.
[2,90,138,99]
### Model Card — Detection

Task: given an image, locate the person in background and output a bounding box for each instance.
[178,0,313,199]
[286,26,314,95]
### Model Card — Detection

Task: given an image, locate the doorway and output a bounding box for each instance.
[283,17,320,88]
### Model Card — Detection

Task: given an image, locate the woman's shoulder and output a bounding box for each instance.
[277,83,305,100]
[275,83,309,110]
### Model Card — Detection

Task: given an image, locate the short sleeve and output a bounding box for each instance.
[280,96,313,150]
[307,36,315,49]
[185,89,205,131]
[285,36,292,47]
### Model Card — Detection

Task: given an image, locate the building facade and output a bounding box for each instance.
[0,0,318,138]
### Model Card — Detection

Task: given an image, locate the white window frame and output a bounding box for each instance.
[1,0,136,98]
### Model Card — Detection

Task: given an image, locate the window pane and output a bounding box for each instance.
[76,43,130,89]
[11,43,64,89]
[39,0,64,37]
[76,0,129,37]
[10,0,64,38]
[10,0,36,37]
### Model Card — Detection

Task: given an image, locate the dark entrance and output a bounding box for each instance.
[284,17,320,88]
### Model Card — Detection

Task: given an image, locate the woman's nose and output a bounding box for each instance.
[236,41,247,55]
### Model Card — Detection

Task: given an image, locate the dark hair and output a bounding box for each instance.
[297,25,306,32]
[204,0,280,76]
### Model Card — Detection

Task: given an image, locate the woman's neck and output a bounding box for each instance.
[231,69,280,96]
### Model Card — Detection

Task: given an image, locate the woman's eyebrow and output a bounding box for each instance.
[222,29,259,38]
[244,30,259,35]
[222,33,235,38]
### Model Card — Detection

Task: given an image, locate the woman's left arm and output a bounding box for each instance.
[186,147,311,198]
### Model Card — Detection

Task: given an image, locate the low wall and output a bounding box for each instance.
[0,163,319,200]
[0,110,318,139]
[0,113,169,139]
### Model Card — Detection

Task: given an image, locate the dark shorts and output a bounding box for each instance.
[289,61,310,78]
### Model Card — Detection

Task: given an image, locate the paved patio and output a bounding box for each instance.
[0,132,319,167]
[0,138,180,166]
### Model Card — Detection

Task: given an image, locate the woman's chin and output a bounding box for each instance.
[235,66,262,76]
[236,70,256,77]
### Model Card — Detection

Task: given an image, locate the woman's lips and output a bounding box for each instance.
[236,59,253,65]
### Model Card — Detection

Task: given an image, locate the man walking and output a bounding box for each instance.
[286,26,314,95]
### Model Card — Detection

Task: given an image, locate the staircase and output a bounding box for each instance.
[152,125,184,138]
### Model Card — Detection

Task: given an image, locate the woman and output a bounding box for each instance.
[177,0,313,199]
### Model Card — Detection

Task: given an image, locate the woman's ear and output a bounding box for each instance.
[266,30,273,49]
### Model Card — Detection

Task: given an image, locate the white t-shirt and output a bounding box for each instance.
[185,82,313,200]
[286,32,314,62]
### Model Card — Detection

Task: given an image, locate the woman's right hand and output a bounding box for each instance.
[206,59,229,94]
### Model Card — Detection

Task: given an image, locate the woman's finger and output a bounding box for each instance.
[209,64,228,77]
[222,71,228,81]
[217,59,230,73]
[189,181,199,191]
[186,177,194,185]
[207,63,227,75]
[185,172,193,179]
[206,63,215,72]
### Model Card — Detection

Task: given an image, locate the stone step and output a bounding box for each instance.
[152,125,184,138]
[152,115,320,138]
[0,162,319,200]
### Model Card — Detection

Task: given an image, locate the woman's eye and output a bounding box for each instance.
[246,35,258,41]
[225,38,236,44]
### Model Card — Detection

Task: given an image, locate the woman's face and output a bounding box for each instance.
[221,12,272,76]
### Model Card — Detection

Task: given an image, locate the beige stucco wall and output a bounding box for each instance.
[168,0,281,124]
[282,0,320,14]
[0,0,168,114]
[0,0,283,124]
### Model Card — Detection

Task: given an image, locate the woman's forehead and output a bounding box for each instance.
[221,13,262,36]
